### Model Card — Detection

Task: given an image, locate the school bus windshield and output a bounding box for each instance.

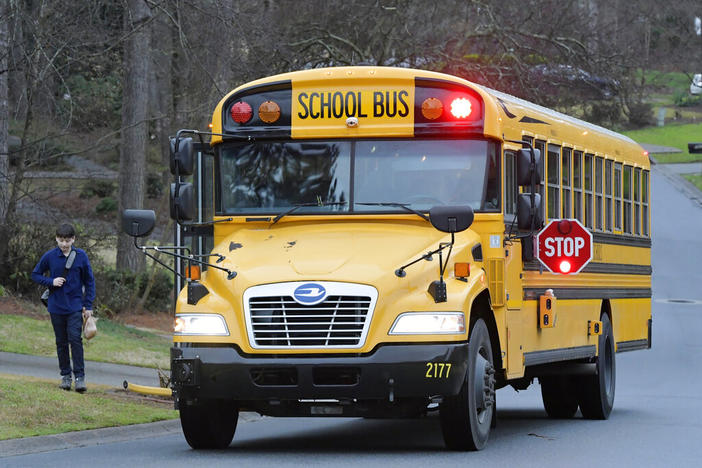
[218,139,500,215]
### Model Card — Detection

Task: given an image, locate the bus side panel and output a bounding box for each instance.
[611,297,651,349]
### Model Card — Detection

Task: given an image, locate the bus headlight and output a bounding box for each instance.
[389,312,465,335]
[174,314,229,336]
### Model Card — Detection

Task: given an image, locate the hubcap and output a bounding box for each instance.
[473,352,496,423]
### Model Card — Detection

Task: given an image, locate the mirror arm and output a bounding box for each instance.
[132,237,237,280]
[395,233,455,278]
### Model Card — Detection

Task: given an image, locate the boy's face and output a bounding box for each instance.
[56,237,75,254]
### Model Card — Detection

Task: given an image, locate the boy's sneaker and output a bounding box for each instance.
[60,375,72,390]
[75,377,87,393]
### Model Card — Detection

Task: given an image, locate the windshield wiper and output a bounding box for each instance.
[270,202,347,225]
[355,202,430,222]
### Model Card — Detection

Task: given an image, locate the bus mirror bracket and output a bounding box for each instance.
[396,206,473,303]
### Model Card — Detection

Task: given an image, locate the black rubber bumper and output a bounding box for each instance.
[171,342,469,401]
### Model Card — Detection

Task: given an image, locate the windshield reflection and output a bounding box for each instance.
[219,139,499,215]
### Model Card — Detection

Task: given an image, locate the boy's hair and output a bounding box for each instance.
[56,223,76,238]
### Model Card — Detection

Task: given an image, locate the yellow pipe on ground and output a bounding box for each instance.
[123,380,173,397]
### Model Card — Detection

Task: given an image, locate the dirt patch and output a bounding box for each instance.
[0,295,172,334]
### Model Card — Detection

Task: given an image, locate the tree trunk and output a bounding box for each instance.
[0,1,9,225]
[117,0,152,272]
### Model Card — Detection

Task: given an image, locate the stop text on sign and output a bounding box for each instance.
[542,237,586,257]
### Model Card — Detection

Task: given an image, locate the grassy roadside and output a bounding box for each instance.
[623,123,702,163]
[683,173,702,192]
[0,373,177,440]
[0,313,171,369]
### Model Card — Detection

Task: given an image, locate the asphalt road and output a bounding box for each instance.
[3,166,702,467]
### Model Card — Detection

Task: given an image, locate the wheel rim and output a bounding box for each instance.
[472,347,495,425]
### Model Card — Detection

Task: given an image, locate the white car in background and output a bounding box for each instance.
[690,74,702,95]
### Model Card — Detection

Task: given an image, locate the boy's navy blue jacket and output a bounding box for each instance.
[32,247,95,315]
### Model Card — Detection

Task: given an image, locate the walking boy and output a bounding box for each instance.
[31,223,95,392]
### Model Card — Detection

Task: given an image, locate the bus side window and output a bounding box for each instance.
[561,148,571,218]
[623,165,633,234]
[614,162,622,231]
[595,156,604,231]
[642,170,649,236]
[547,144,560,219]
[634,167,641,236]
[573,151,583,222]
[504,150,517,217]
[584,153,594,229]
[605,159,613,231]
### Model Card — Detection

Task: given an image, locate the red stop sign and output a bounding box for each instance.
[536,219,593,274]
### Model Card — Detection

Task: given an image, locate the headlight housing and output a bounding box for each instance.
[389,312,465,335]
[174,314,229,336]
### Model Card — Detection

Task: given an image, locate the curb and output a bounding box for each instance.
[0,419,181,458]
[655,164,702,208]
[0,412,262,458]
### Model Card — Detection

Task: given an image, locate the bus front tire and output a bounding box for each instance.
[577,313,616,419]
[440,318,495,451]
[180,399,238,449]
[540,375,579,418]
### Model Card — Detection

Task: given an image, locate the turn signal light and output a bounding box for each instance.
[454,262,470,278]
[230,101,253,124]
[186,265,201,280]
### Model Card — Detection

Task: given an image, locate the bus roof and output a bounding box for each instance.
[211,66,648,167]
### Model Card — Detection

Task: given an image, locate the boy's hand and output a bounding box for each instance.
[82,308,92,319]
[52,277,65,287]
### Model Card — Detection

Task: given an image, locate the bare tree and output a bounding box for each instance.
[0,1,9,226]
[117,0,152,271]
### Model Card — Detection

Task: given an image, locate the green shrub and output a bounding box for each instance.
[95,197,118,214]
[80,180,115,198]
[627,102,654,128]
[93,267,173,314]
[673,91,702,107]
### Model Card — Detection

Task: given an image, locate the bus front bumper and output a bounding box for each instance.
[171,342,468,407]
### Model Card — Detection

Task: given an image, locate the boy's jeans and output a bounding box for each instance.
[50,310,85,378]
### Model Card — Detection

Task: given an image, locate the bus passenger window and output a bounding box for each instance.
[547,144,560,219]
[614,162,622,231]
[634,167,641,236]
[561,148,571,218]
[595,157,603,231]
[605,159,613,231]
[584,154,593,229]
[623,165,632,234]
[573,151,583,222]
[642,170,649,236]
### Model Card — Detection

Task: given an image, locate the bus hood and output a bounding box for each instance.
[211,220,481,286]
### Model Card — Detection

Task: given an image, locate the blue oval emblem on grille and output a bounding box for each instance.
[293,283,327,305]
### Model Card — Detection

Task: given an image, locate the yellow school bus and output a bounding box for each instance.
[123,66,651,451]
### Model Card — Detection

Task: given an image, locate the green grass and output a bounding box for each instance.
[623,123,702,163]
[683,173,702,192]
[0,314,170,369]
[0,373,176,440]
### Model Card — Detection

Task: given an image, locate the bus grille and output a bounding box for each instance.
[248,295,372,348]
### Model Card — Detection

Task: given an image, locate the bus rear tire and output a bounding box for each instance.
[180,399,238,449]
[440,318,495,451]
[540,375,578,418]
[577,313,616,419]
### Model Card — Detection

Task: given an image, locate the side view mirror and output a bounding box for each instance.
[517,193,543,230]
[122,209,156,237]
[429,205,474,233]
[517,148,542,186]
[170,182,195,221]
[170,137,194,176]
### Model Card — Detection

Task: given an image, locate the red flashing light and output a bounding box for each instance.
[450,98,472,119]
[230,101,253,124]
[557,219,572,235]
[559,260,572,274]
